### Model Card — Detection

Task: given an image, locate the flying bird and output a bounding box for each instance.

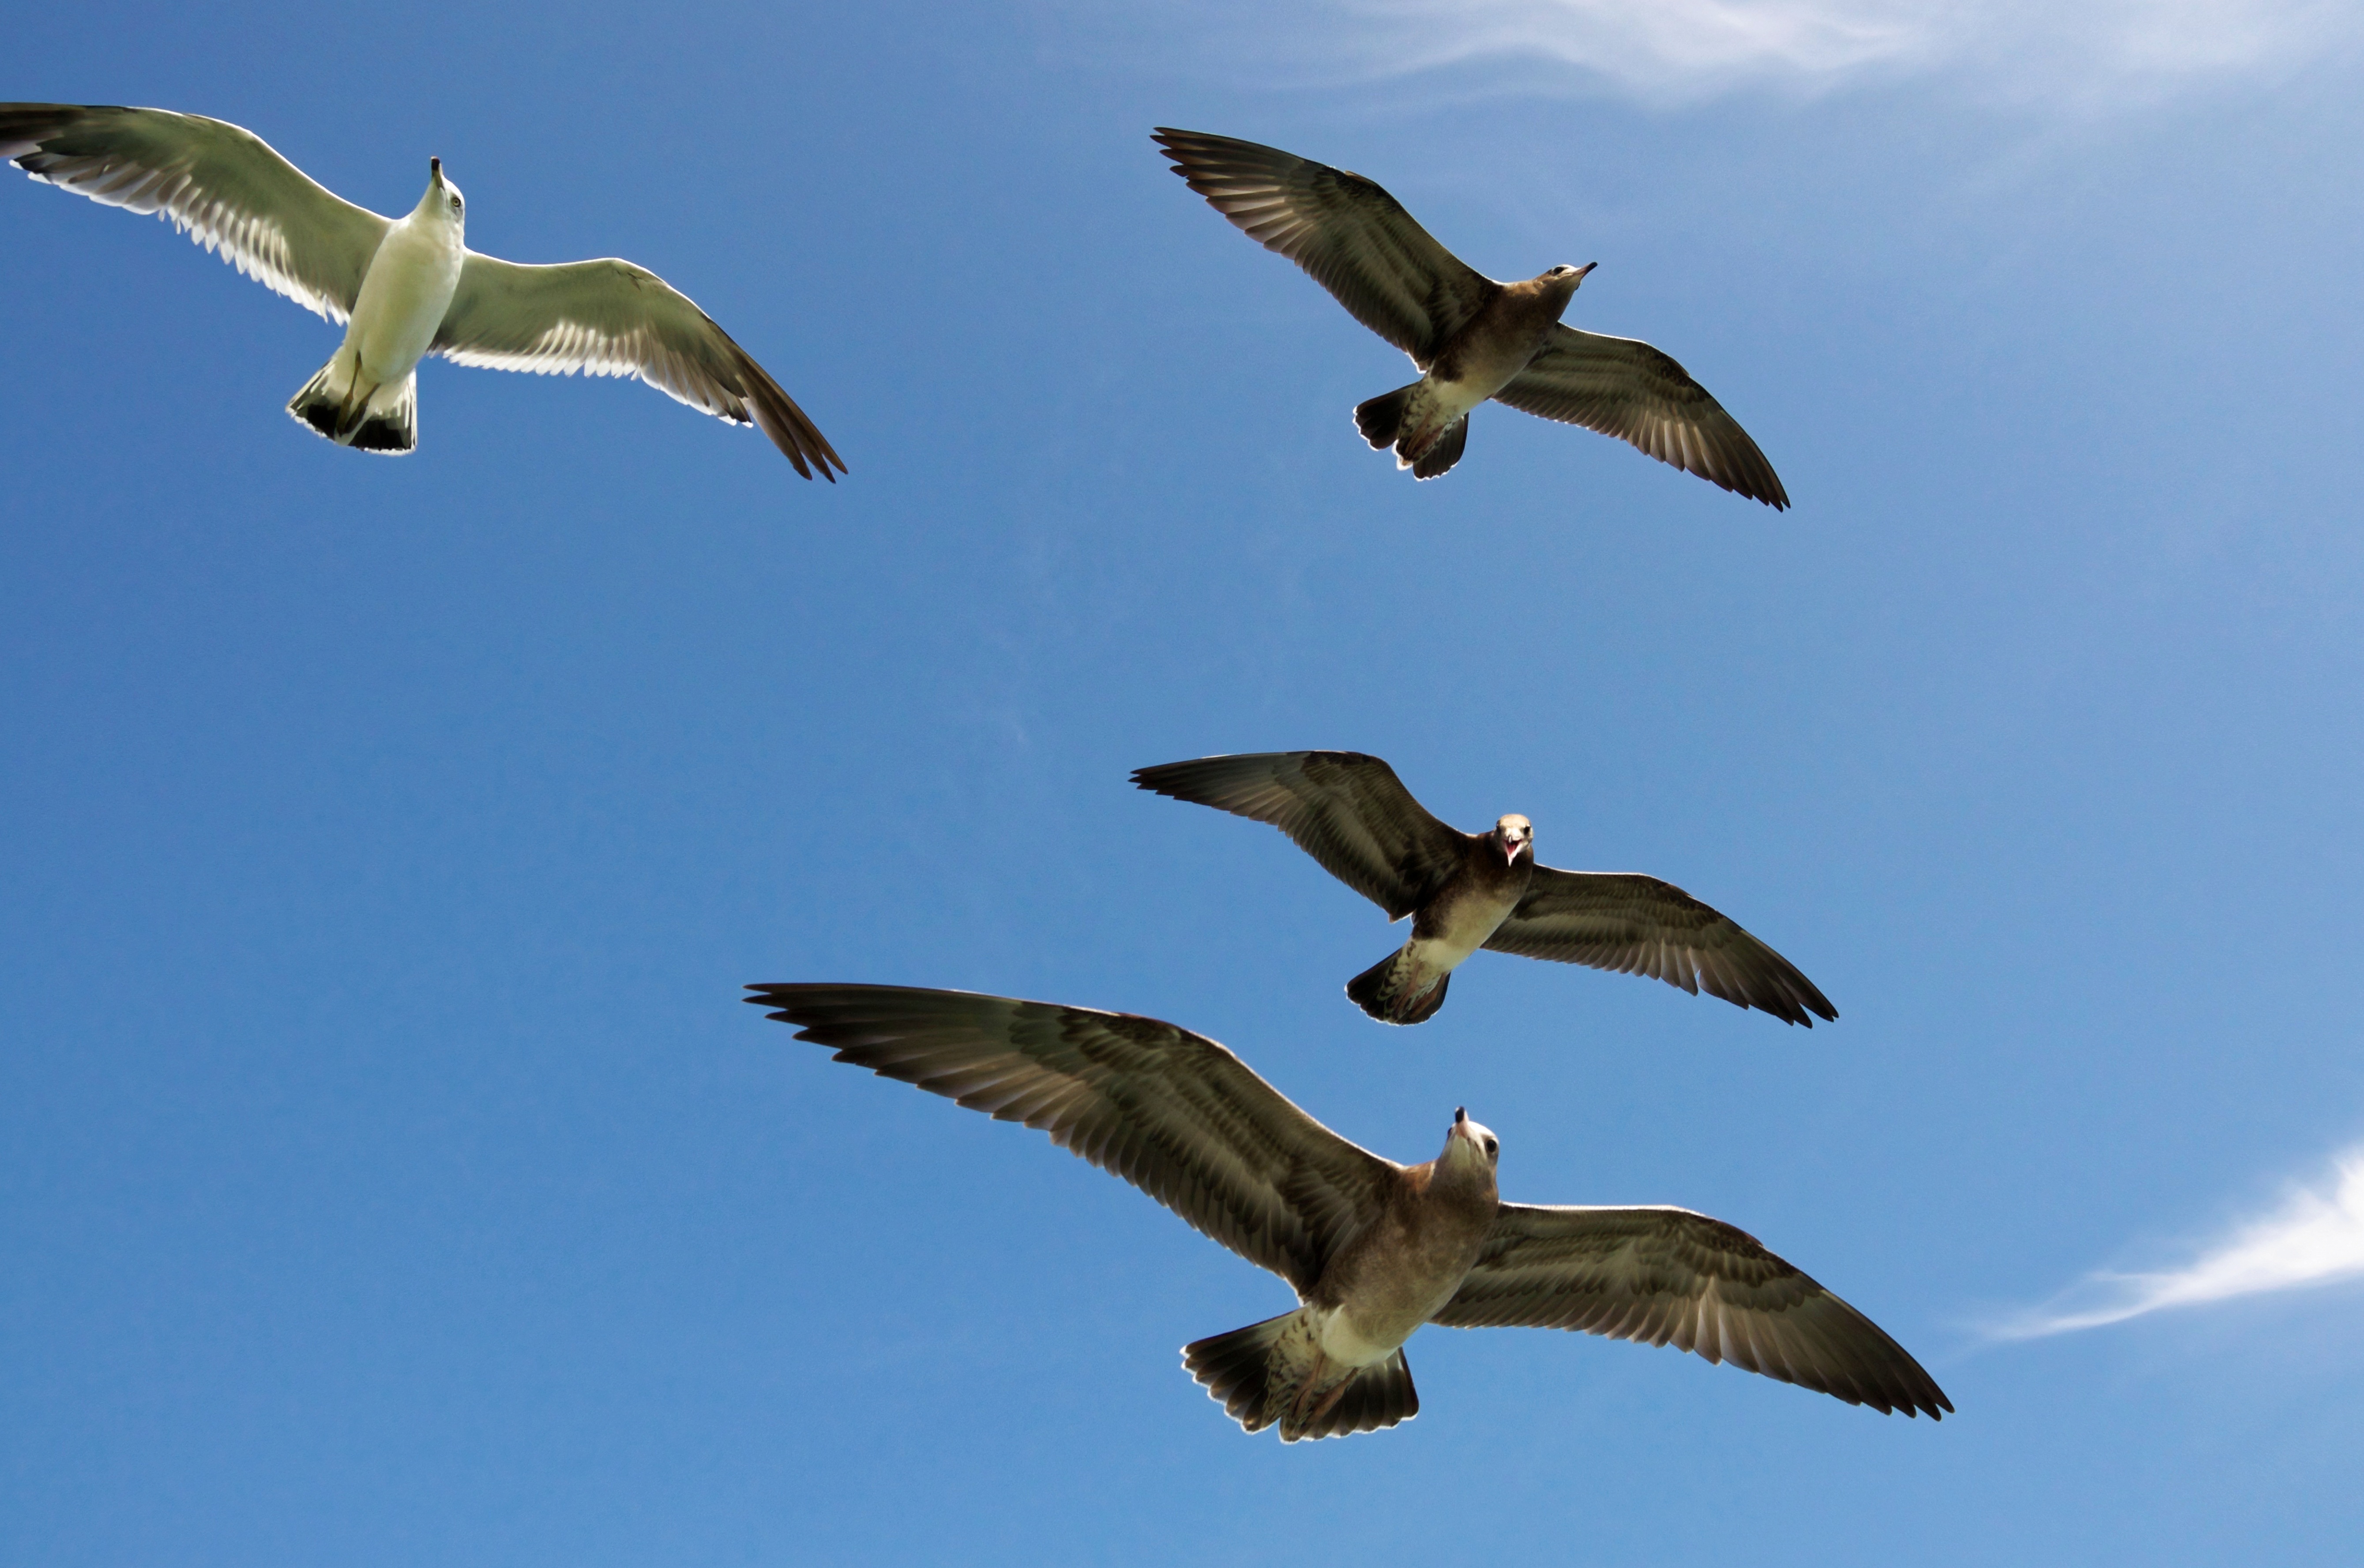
[1153,128,1785,502]
[748,983,1948,1440]
[1134,751,1834,1027]
[1,104,845,476]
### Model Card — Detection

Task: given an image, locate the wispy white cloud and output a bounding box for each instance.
[1993,1143,2364,1339]
[1134,0,2355,107]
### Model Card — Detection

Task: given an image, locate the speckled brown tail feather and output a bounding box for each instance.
[1410,416,1467,478]
[1354,383,1416,450]
[1184,1312,1294,1432]
[1345,949,1448,1024]
[1183,1312,1418,1442]
[1301,1350,1416,1442]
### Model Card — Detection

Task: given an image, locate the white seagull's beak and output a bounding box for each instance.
[430,156,444,186]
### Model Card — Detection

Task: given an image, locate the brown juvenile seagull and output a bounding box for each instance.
[1135,751,1835,1027]
[747,983,1950,1440]
[1,104,844,476]
[1153,128,1785,502]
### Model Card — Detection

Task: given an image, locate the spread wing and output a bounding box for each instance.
[431,254,845,480]
[1,102,391,323]
[1132,751,1470,921]
[1434,1203,1950,1418]
[1153,128,1498,366]
[1485,866,1834,1026]
[746,984,1398,1294]
[1493,324,1788,508]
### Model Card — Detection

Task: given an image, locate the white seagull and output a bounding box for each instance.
[2,103,845,476]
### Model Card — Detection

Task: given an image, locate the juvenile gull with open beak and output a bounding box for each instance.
[748,983,1948,1440]
[1154,128,1785,501]
[1,104,844,475]
[1135,750,1834,1027]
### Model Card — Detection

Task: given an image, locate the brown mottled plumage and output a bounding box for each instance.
[1133,751,1836,1027]
[1154,128,1786,502]
[747,984,1950,1439]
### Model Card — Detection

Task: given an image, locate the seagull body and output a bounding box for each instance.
[1361,812,1538,1024]
[1153,128,1786,502]
[1188,1112,1498,1434]
[1134,751,1835,1027]
[1,104,844,474]
[1369,264,1595,479]
[748,983,1950,1440]
[1288,1111,1500,1353]
[286,158,467,451]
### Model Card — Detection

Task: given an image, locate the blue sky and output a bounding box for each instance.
[5,1,2363,1562]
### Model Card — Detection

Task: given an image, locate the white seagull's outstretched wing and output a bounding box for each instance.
[431,254,845,480]
[1433,1203,1951,1417]
[1,103,391,323]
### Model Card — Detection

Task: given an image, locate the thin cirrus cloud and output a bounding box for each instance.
[1146,0,2356,105]
[1993,1143,2364,1339]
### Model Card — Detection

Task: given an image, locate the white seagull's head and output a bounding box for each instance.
[419,156,466,232]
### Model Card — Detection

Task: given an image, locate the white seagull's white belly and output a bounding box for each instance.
[342,218,463,382]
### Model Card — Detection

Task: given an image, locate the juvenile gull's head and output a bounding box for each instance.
[1446,1105,1500,1171]
[1493,814,1533,866]
[1536,261,1596,317]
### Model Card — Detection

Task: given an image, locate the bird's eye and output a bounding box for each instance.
[450,196,462,212]
[1484,1138,1498,1157]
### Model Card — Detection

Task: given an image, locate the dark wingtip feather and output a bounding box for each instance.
[744,981,859,1016]
[728,341,844,482]
[744,982,801,1026]
[0,102,107,165]
[1729,446,1789,509]
[1150,128,1205,182]
[1127,756,1237,801]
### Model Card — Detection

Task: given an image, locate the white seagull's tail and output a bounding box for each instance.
[287,349,417,455]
